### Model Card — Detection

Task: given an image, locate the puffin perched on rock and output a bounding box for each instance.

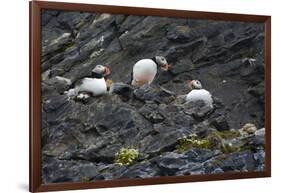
[66,65,111,99]
[185,80,213,107]
[131,56,171,86]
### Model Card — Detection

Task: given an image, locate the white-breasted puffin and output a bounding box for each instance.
[185,80,213,107]
[66,65,111,99]
[131,56,171,86]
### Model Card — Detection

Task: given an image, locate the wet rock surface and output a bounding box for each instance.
[41,10,265,183]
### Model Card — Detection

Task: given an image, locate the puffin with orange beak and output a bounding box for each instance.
[131,56,171,86]
[185,80,213,107]
[66,65,111,99]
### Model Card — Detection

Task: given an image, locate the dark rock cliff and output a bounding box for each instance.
[41,10,265,183]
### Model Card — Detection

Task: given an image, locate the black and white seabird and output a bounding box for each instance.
[66,65,111,99]
[185,80,213,107]
[131,56,171,86]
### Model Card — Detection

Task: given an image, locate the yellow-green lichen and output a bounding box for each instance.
[206,131,242,153]
[176,130,245,153]
[191,63,196,70]
[206,131,224,150]
[176,135,209,152]
[222,142,241,153]
[115,147,139,166]
[213,130,241,139]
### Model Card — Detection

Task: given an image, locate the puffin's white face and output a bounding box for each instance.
[92,65,111,76]
[188,80,202,89]
[155,56,170,71]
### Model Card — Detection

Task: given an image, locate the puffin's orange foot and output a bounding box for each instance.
[106,79,113,89]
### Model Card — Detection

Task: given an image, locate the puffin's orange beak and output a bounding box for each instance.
[161,63,171,71]
[187,80,193,89]
[104,67,111,76]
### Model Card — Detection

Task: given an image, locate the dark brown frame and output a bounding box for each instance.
[30,0,271,192]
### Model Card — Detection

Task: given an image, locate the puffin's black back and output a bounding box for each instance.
[69,71,104,88]
[91,71,104,79]
[151,56,157,66]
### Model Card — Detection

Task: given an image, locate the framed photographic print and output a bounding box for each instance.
[30,0,271,192]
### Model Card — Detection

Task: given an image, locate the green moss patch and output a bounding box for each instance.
[115,147,139,166]
[176,130,244,153]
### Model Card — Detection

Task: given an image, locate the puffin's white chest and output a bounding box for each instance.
[133,59,157,83]
[185,89,213,106]
[78,78,107,96]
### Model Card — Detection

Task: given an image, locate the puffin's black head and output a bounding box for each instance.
[153,56,171,71]
[91,65,111,78]
[187,80,203,90]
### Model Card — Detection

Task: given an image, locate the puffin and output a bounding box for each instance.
[66,65,111,99]
[131,56,170,86]
[185,80,213,107]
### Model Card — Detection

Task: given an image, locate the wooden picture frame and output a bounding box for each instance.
[30,0,271,192]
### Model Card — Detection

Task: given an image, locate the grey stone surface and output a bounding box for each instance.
[41,10,265,183]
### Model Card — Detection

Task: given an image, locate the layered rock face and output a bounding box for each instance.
[41,10,265,183]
